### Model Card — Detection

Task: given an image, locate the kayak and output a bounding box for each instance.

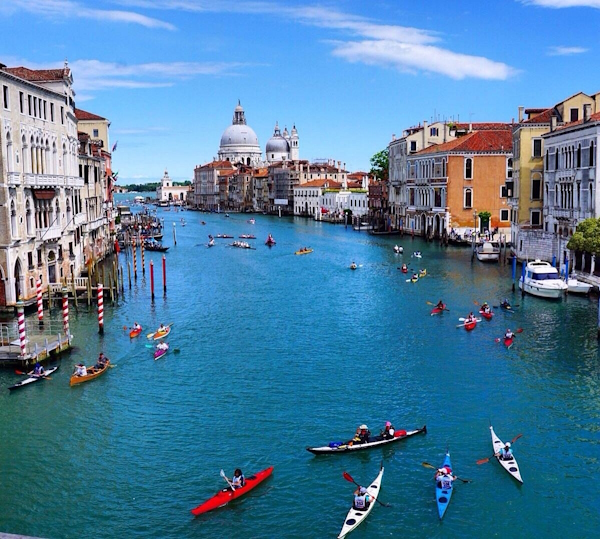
[306,426,426,454]
[410,276,419,283]
[350,264,357,270]
[465,320,477,331]
[490,426,523,483]
[130,327,142,338]
[70,361,110,386]
[431,304,446,315]
[295,249,313,255]
[479,310,493,320]
[190,466,273,516]
[500,303,514,312]
[150,326,171,341]
[154,346,169,360]
[401,267,408,273]
[9,365,59,391]
[419,269,427,277]
[338,465,384,539]
[436,452,453,519]
[504,336,513,349]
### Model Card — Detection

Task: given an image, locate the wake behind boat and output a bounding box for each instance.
[306,425,426,454]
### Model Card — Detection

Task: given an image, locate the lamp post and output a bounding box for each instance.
[472,209,477,261]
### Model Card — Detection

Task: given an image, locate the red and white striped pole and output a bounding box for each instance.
[17,301,27,358]
[132,239,137,280]
[141,239,145,276]
[36,278,43,326]
[97,283,104,334]
[62,287,70,341]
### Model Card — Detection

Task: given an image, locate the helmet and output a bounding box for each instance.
[507,329,511,333]
[505,442,511,448]
[359,424,368,430]
[385,421,391,427]
[359,487,367,494]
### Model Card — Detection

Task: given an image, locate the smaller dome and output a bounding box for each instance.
[266,121,290,154]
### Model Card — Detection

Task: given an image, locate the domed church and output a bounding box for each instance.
[266,122,299,163]
[218,101,262,166]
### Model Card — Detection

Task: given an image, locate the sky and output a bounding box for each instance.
[2,0,600,183]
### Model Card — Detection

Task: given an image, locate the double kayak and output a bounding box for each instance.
[490,426,523,483]
[306,425,426,455]
[436,452,454,519]
[338,465,384,539]
[9,365,59,391]
[190,466,273,516]
[431,304,446,315]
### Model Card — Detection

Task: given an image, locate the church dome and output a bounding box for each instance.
[220,124,260,148]
[266,122,290,154]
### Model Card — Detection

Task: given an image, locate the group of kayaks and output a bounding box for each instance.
[130,322,173,360]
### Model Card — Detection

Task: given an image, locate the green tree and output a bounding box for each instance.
[567,218,600,253]
[478,210,491,231]
[370,148,389,182]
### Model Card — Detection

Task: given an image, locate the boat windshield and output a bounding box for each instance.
[531,272,559,280]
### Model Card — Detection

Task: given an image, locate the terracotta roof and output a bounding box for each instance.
[454,122,511,131]
[197,160,235,170]
[551,111,600,133]
[522,108,556,124]
[347,181,363,189]
[296,179,330,188]
[4,66,70,82]
[75,108,106,121]
[524,108,547,114]
[416,130,513,155]
[253,168,269,178]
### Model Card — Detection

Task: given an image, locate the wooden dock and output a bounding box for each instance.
[0,321,71,367]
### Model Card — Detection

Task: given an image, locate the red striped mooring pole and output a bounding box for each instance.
[36,278,43,326]
[62,287,70,341]
[141,239,145,275]
[132,239,137,280]
[17,301,27,358]
[98,283,104,334]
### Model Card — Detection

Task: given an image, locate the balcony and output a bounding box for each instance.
[21,173,84,189]
[83,216,106,233]
[7,172,20,186]
[74,212,87,226]
[36,224,62,242]
[550,208,575,219]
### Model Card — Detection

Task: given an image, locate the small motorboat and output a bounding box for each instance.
[239,234,256,239]
[393,245,403,254]
[265,234,276,246]
[567,276,593,294]
[476,241,500,262]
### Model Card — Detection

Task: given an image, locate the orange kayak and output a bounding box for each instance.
[130,327,142,338]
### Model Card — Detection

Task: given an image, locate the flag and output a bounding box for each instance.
[111,140,118,152]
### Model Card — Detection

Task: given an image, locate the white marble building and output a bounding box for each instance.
[218,101,262,166]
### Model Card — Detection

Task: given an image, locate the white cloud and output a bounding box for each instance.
[523,0,600,7]
[117,1,515,80]
[2,0,176,30]
[548,45,588,55]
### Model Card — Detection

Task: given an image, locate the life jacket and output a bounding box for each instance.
[354,495,367,509]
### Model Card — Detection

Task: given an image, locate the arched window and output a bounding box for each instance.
[62,143,67,175]
[5,131,13,172]
[25,199,32,236]
[247,157,251,165]
[590,183,594,212]
[22,135,28,173]
[464,158,473,179]
[590,141,595,167]
[52,141,57,174]
[464,188,472,209]
[66,198,72,226]
[31,136,36,174]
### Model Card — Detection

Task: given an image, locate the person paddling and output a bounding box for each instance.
[224,468,245,490]
[504,328,514,340]
[466,312,475,323]
[501,298,511,310]
[31,362,45,377]
[435,468,456,489]
[380,421,395,440]
[353,486,371,510]
[481,302,491,314]
[496,442,513,460]
[350,424,371,445]
[436,300,445,310]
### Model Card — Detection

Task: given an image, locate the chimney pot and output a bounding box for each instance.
[584,103,592,122]
[518,106,524,123]
[550,115,557,132]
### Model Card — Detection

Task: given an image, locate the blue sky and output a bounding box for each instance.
[2,0,600,183]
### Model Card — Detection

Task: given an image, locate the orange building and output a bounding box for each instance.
[405,128,513,237]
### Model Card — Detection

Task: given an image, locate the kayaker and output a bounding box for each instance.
[31,362,45,376]
[501,298,511,309]
[74,363,87,377]
[435,468,456,489]
[504,329,514,340]
[481,302,491,313]
[412,273,419,280]
[225,469,245,490]
[156,342,169,351]
[401,264,407,271]
[159,323,167,332]
[133,322,141,331]
[380,421,395,440]
[496,442,513,460]
[353,486,371,510]
[94,353,109,370]
[351,424,371,445]
[466,312,475,323]
[436,300,445,310]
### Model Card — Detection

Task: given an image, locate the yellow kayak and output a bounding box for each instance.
[295,249,313,255]
[419,269,427,277]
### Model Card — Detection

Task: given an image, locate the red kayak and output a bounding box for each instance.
[504,336,513,348]
[465,320,477,331]
[191,466,273,516]
[401,267,408,273]
[431,304,446,315]
[479,310,494,320]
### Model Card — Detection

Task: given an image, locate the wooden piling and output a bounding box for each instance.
[127,261,132,288]
[72,278,78,311]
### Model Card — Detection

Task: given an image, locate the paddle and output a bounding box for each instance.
[456,318,481,328]
[220,469,235,490]
[16,369,52,380]
[342,472,391,507]
[421,462,472,483]
[476,434,523,465]
[494,328,524,343]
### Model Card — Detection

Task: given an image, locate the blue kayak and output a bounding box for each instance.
[436,452,453,519]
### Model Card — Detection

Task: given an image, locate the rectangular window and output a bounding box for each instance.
[19,91,24,113]
[93,129,99,138]
[27,252,33,269]
[500,209,509,221]
[33,96,37,117]
[2,85,8,109]
[410,140,417,152]
[50,103,54,122]
[500,185,508,198]
[60,106,64,124]
[531,209,541,226]
[43,100,47,119]
[430,127,439,137]
[532,138,542,158]
[37,248,43,267]
[28,95,32,115]
[531,178,542,200]
[570,108,579,122]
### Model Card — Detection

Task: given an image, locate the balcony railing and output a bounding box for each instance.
[7,172,20,186]
[74,212,87,226]
[36,224,62,242]
[22,173,84,189]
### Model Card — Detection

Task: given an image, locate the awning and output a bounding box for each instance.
[33,189,56,200]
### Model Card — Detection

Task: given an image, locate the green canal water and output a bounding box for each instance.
[1,207,599,538]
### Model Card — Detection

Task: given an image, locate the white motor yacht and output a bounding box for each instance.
[519,259,567,299]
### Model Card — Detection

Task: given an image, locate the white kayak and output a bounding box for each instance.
[8,365,59,391]
[490,426,523,483]
[338,465,384,538]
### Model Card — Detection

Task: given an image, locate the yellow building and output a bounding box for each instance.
[510,91,600,259]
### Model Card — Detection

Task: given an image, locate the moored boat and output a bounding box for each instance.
[337,465,384,539]
[70,361,110,386]
[306,425,426,455]
[8,365,59,391]
[436,452,454,519]
[476,241,500,262]
[190,466,274,516]
[490,426,523,483]
[567,276,592,295]
[519,259,567,299]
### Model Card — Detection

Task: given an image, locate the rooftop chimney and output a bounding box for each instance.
[584,103,592,122]
[423,120,428,148]
[550,115,557,132]
[518,106,524,123]
[392,133,396,141]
